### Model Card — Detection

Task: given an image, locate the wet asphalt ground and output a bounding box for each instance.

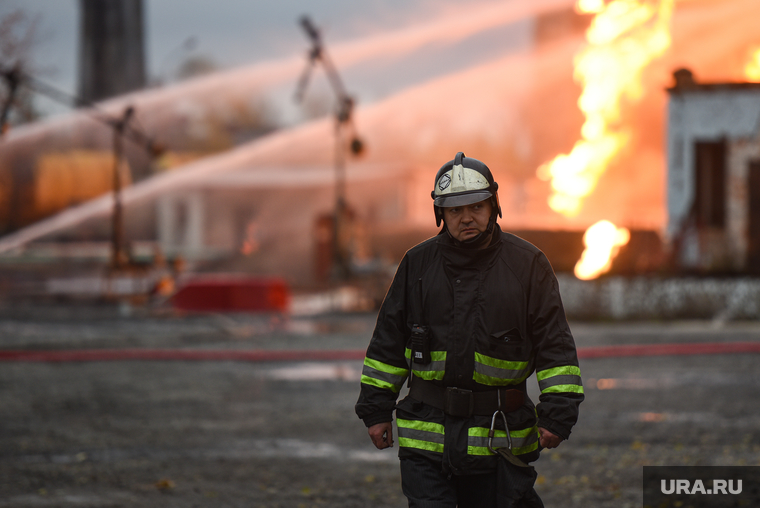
[1,303,759,507]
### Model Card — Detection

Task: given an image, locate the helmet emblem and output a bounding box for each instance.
[438,174,451,192]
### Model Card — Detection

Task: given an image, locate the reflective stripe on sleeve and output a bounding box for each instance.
[397,418,445,454]
[360,357,409,393]
[536,366,584,394]
[467,425,539,456]
[473,352,530,386]
[405,348,447,381]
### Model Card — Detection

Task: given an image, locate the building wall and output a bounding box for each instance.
[667,86,760,271]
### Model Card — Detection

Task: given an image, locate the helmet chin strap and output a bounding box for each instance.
[445,214,497,249]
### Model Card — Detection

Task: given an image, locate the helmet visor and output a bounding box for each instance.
[434,190,493,208]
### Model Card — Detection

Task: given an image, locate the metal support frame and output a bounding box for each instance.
[295,15,363,281]
[110,106,135,269]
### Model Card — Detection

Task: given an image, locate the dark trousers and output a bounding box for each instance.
[400,454,498,508]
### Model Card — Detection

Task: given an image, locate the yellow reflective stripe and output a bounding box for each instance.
[397,419,445,454]
[537,365,583,394]
[398,437,444,453]
[397,419,444,434]
[467,426,534,439]
[413,370,445,381]
[473,352,530,386]
[511,440,539,456]
[469,445,499,456]
[474,352,528,371]
[467,426,539,456]
[542,384,584,394]
[430,351,446,362]
[405,348,446,380]
[363,357,409,377]
[361,356,408,393]
[512,426,541,456]
[468,427,506,438]
[360,375,402,393]
[536,365,580,381]
[473,372,525,386]
[511,427,535,439]
[405,348,446,362]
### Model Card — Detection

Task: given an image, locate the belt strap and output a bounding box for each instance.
[408,378,525,417]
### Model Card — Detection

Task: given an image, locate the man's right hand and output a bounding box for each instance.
[368,422,394,449]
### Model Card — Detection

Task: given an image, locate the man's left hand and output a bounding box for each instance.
[538,427,562,449]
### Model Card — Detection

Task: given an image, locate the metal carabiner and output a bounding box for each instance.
[487,389,512,454]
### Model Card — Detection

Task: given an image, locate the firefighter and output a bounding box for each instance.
[355,152,584,507]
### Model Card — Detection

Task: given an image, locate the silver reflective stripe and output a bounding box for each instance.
[411,359,447,380]
[538,374,582,391]
[468,434,510,450]
[467,432,537,451]
[412,359,446,373]
[406,348,446,381]
[397,426,445,446]
[467,426,539,456]
[397,419,445,453]
[509,429,539,454]
[473,352,531,386]
[360,363,407,392]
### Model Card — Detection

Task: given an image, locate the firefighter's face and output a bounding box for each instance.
[443,198,492,242]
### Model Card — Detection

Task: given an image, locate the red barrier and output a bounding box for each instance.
[576,341,760,359]
[171,275,290,312]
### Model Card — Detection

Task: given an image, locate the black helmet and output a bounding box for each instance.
[431,152,501,227]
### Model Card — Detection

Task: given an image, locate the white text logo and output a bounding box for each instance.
[661,479,742,495]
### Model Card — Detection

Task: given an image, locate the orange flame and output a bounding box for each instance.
[745,47,760,82]
[241,221,260,255]
[537,0,675,217]
[574,220,630,280]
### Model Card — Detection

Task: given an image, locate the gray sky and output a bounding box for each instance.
[0,0,526,117]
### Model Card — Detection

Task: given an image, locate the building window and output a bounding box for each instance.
[693,140,726,228]
[748,160,760,272]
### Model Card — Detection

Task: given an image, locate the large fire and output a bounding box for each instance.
[745,47,760,82]
[574,220,630,280]
[539,0,674,279]
[538,0,675,216]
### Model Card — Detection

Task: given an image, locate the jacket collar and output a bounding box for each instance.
[436,224,502,270]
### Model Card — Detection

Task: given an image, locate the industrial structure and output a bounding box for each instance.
[3,1,760,311]
[78,0,146,104]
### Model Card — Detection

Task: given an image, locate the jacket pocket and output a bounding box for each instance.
[395,396,446,456]
[488,328,529,358]
[473,329,532,386]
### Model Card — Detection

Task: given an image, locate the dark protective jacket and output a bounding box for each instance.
[355,226,584,474]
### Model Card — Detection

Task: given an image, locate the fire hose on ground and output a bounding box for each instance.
[1,342,759,363]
